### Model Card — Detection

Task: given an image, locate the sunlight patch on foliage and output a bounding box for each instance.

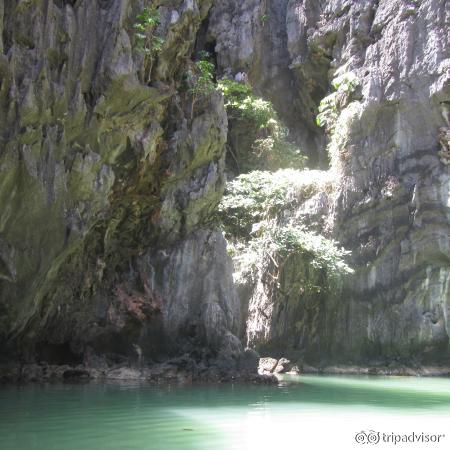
[218,79,307,170]
[219,169,352,289]
[219,169,334,238]
[316,72,360,131]
[233,224,353,286]
[217,79,275,128]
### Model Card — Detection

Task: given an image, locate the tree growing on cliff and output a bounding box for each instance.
[133,6,165,83]
[187,52,216,118]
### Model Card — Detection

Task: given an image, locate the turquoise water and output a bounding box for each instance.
[1,375,450,450]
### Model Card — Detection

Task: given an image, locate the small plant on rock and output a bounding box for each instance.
[133,6,164,83]
[316,71,359,131]
[187,51,216,118]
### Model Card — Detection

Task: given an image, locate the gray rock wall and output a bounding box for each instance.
[0,0,241,366]
[210,0,450,364]
[324,0,450,363]
[208,0,327,166]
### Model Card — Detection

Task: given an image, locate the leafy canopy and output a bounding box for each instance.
[219,169,353,287]
[218,170,294,237]
[217,79,275,128]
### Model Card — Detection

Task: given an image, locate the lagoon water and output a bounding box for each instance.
[1,375,450,450]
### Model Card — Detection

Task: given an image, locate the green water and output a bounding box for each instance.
[1,375,450,450]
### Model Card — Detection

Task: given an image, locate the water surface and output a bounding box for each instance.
[1,375,450,449]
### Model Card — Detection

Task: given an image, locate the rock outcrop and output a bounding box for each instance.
[0,0,243,370]
[210,0,450,365]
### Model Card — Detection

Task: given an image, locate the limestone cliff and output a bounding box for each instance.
[0,0,449,377]
[0,0,242,373]
[210,0,450,366]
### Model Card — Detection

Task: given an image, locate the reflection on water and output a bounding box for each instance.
[1,375,450,450]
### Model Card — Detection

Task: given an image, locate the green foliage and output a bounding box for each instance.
[186,52,216,117]
[135,7,159,29]
[316,71,359,130]
[233,224,353,292]
[316,92,339,129]
[252,120,307,170]
[218,79,307,171]
[151,36,165,52]
[217,79,275,128]
[133,6,164,55]
[217,78,253,97]
[189,58,216,97]
[332,71,359,92]
[259,225,353,276]
[133,5,165,83]
[219,169,352,289]
[218,170,294,237]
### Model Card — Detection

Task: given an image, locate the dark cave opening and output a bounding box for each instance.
[36,342,83,366]
[194,14,218,74]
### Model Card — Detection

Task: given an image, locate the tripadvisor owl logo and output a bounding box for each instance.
[355,430,380,444]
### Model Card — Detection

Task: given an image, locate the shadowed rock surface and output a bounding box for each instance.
[0,0,242,373]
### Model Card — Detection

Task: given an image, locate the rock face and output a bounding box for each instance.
[210,0,450,365]
[0,0,449,374]
[0,0,242,368]
[325,0,450,364]
[137,230,242,359]
[208,0,328,166]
